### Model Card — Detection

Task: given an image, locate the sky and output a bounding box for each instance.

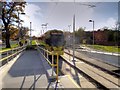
[19,0,119,36]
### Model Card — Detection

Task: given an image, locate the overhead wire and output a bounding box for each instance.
[44,0,60,29]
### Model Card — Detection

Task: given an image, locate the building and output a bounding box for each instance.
[64,32,73,47]
[94,30,108,45]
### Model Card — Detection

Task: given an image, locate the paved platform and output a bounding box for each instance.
[2,50,48,88]
[60,53,96,88]
[61,53,120,89]
[1,49,80,89]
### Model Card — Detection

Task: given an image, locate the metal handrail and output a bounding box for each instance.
[0,45,26,53]
[0,45,26,62]
[0,49,24,61]
[37,47,57,66]
[37,46,54,66]
[37,45,59,81]
[37,45,61,55]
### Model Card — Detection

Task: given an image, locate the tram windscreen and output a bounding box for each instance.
[50,33,64,47]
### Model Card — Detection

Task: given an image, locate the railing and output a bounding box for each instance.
[37,45,59,82]
[0,45,27,67]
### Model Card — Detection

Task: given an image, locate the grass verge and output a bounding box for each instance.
[1,43,19,52]
[86,44,120,53]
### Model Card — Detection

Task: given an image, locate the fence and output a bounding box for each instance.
[0,45,26,67]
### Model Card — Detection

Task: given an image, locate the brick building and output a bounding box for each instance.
[94,30,108,45]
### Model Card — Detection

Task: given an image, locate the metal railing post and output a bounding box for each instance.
[47,50,48,60]
[11,49,13,59]
[52,51,54,76]
[56,53,59,82]
[44,50,45,56]
[0,46,27,67]
[6,51,9,64]
[15,48,17,56]
[36,46,60,82]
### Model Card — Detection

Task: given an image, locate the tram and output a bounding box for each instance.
[43,30,65,55]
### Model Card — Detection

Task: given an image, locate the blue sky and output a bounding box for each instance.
[20,0,119,36]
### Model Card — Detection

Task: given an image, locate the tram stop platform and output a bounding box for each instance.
[0,49,80,89]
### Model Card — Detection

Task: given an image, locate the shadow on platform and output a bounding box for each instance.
[8,50,51,77]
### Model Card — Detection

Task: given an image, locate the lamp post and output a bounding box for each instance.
[17,12,25,42]
[89,19,95,47]
[41,23,48,34]
[30,22,32,45]
[68,25,71,47]
[68,25,71,32]
[72,0,76,62]
[73,14,75,61]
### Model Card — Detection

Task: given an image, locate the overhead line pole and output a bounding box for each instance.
[73,0,76,62]
[72,2,96,61]
[30,22,32,45]
[73,14,75,61]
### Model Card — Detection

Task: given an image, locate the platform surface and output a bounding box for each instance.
[1,50,80,89]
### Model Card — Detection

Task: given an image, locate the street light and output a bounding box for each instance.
[68,25,71,32]
[41,23,48,34]
[17,12,25,42]
[68,25,71,47]
[73,14,75,62]
[89,19,95,47]
[30,22,32,45]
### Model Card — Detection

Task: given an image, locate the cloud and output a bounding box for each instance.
[22,2,95,34]
[45,2,94,31]
[25,3,42,19]
[106,17,116,27]
[21,3,42,36]
[21,2,117,36]
[95,17,117,29]
[26,0,120,2]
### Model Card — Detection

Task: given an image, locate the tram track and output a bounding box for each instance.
[64,49,120,78]
[60,52,120,89]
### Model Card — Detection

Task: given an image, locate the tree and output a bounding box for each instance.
[2,25,19,41]
[2,25,29,41]
[1,1,26,48]
[10,26,19,40]
[19,26,29,39]
[85,31,93,44]
[74,27,86,43]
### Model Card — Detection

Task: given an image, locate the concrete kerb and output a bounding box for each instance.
[74,49,120,68]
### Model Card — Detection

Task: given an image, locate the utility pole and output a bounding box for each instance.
[41,23,48,34]
[68,25,71,47]
[30,22,32,45]
[73,0,76,62]
[89,20,95,48]
[68,25,71,32]
[73,14,75,61]
[72,1,96,61]
[17,11,25,43]
[18,12,20,42]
